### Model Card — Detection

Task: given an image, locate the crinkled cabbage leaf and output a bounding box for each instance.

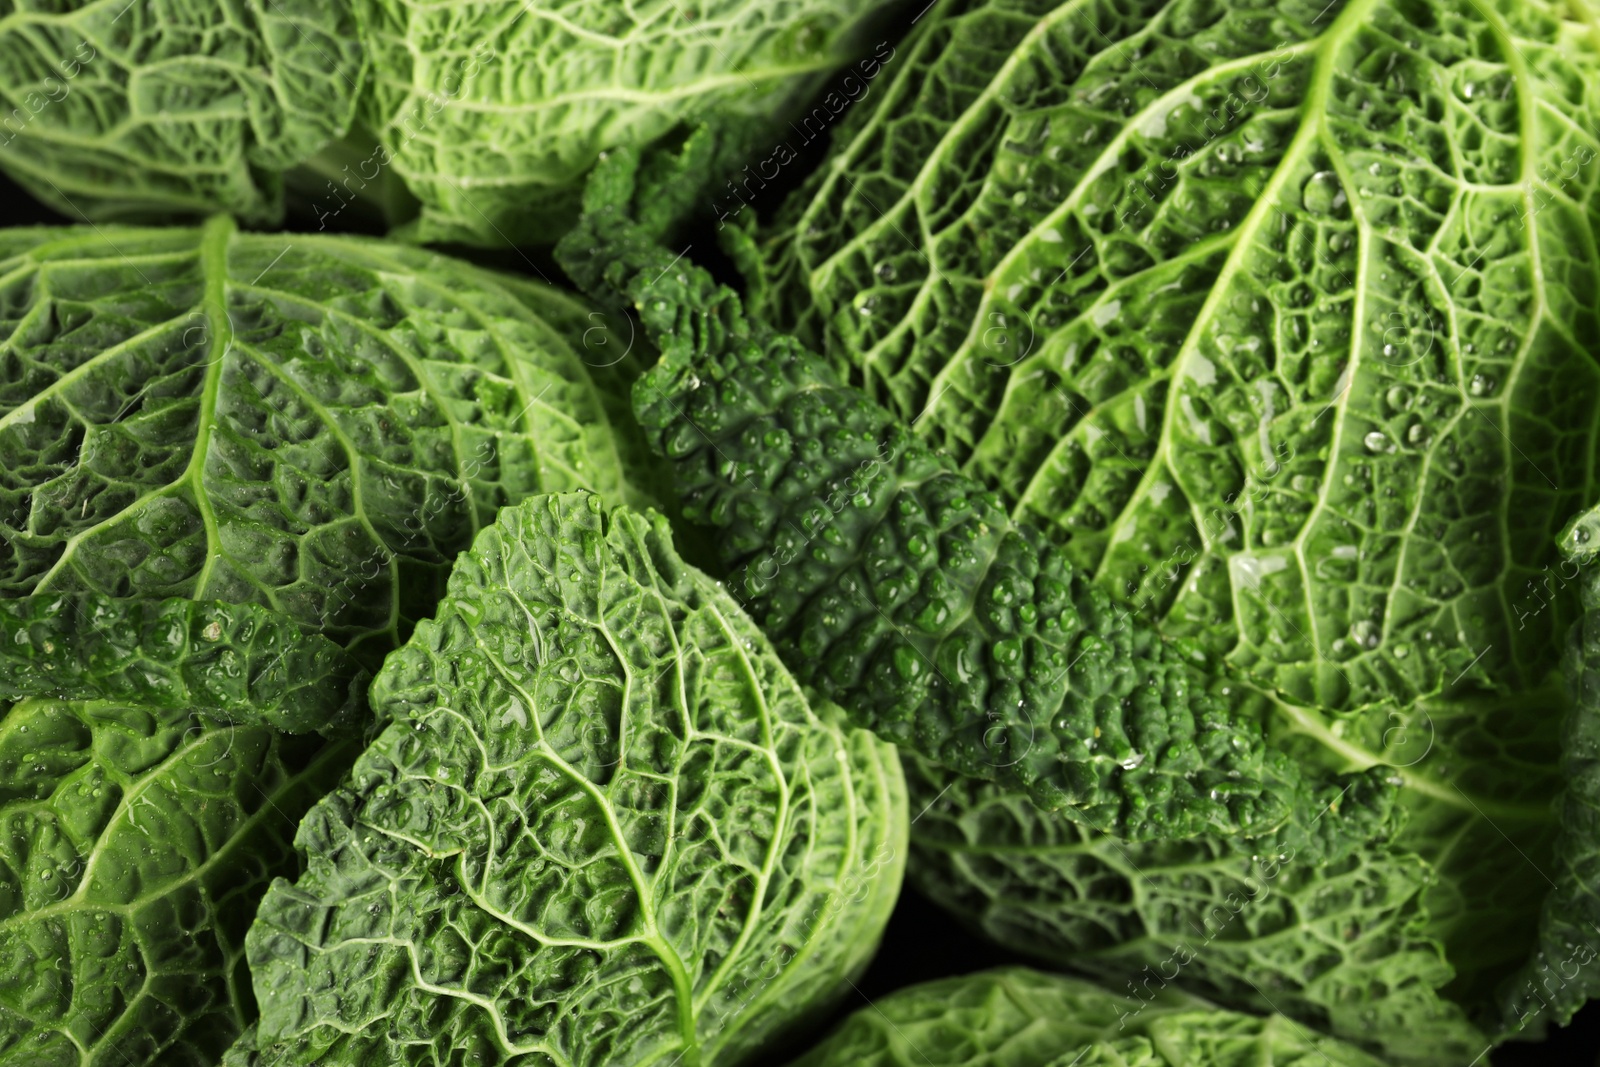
[241,492,907,1066]
[1498,503,1600,1031]
[784,967,1387,1067]
[349,0,892,245]
[560,140,1401,852]
[0,218,651,662]
[902,751,1481,1065]
[740,0,1600,1047]
[0,593,362,1066]
[0,0,898,245]
[0,0,363,225]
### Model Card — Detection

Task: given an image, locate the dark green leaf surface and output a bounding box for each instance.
[1496,504,1600,1033]
[0,594,365,735]
[0,0,363,224]
[561,151,1389,847]
[244,492,907,1067]
[738,0,1600,1039]
[745,0,1600,712]
[0,218,652,662]
[783,967,1387,1067]
[0,595,358,1066]
[902,753,1481,1064]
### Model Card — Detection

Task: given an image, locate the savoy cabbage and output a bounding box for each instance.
[0,0,364,226]
[561,143,1395,851]
[733,0,1600,1054]
[900,751,1482,1063]
[571,145,1255,835]
[1500,502,1600,1031]
[0,0,896,245]
[784,967,1388,1067]
[0,221,663,1066]
[0,218,650,661]
[348,0,893,245]
[239,492,907,1066]
[0,593,363,1065]
[1,0,1599,1061]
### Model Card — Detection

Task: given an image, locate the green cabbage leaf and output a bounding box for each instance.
[1497,503,1600,1031]
[240,492,907,1067]
[348,0,893,245]
[560,141,1397,849]
[902,751,1482,1064]
[0,0,363,225]
[0,218,650,662]
[0,593,362,1066]
[783,967,1388,1067]
[0,0,899,245]
[738,0,1600,1051]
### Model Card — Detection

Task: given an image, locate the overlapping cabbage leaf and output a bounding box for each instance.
[740,0,1600,1050]
[1498,502,1600,1030]
[561,143,1398,850]
[0,219,651,662]
[902,752,1481,1064]
[784,967,1387,1067]
[0,0,899,245]
[0,0,363,225]
[0,593,363,1066]
[349,0,894,245]
[239,492,907,1066]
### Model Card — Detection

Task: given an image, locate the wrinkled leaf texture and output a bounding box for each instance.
[0,0,363,225]
[351,0,894,244]
[784,967,1388,1067]
[741,0,1600,1053]
[242,492,907,1067]
[0,217,651,662]
[0,593,361,1066]
[561,141,1400,854]
[0,0,900,246]
[1498,503,1600,1031]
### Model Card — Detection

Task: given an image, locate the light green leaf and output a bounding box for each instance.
[0,0,363,224]
[740,0,1600,1041]
[783,967,1387,1067]
[349,0,890,245]
[903,751,1484,1064]
[0,217,653,662]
